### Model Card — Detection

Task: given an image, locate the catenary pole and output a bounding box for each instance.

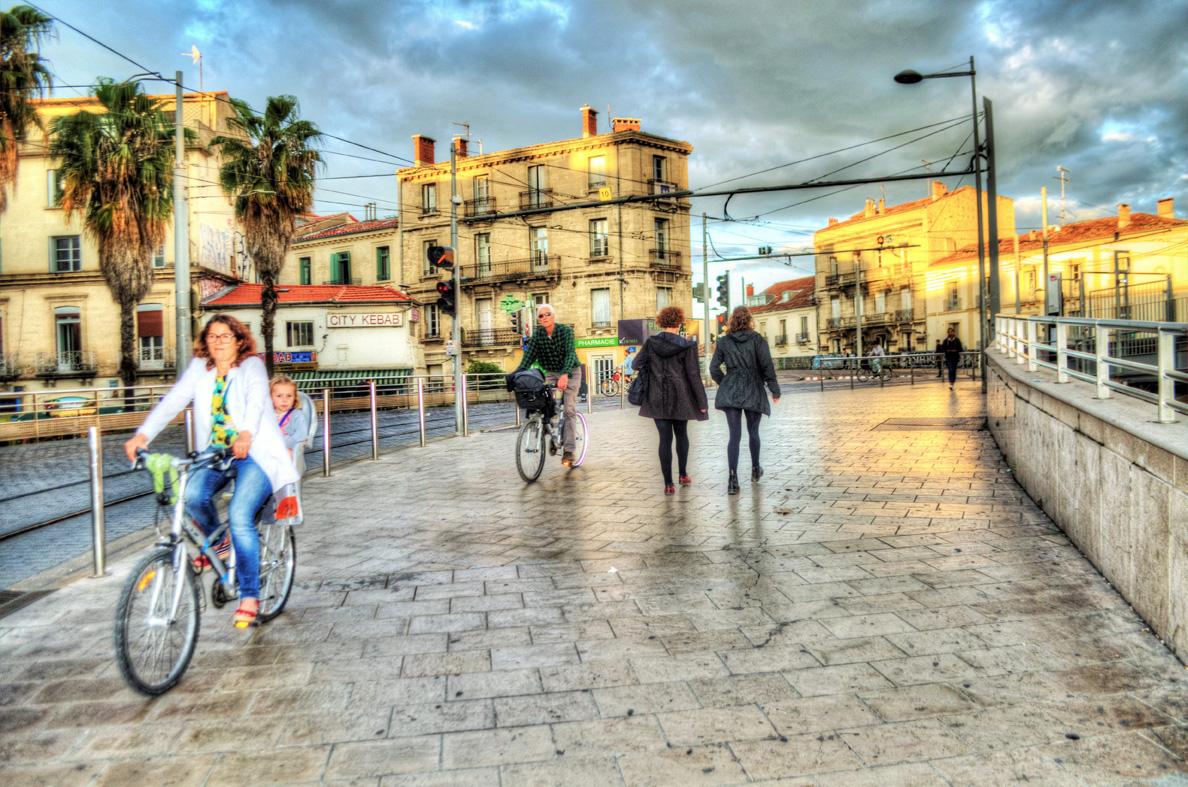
[451,143,462,434]
[702,212,710,377]
[984,97,1001,337]
[173,71,191,375]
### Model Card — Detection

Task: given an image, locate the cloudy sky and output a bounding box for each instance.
[36,0,1188,293]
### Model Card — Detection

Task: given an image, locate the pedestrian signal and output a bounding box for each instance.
[427,245,454,270]
[436,280,457,317]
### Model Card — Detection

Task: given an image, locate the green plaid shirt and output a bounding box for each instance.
[517,323,579,374]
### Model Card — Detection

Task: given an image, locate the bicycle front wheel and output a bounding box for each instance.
[257,523,296,623]
[599,378,616,397]
[114,546,201,696]
[516,416,546,483]
[571,411,589,467]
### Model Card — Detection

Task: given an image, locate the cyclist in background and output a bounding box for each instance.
[869,340,886,375]
[515,303,580,466]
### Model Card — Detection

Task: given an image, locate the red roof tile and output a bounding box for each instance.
[818,186,976,234]
[297,216,399,242]
[205,284,413,307]
[749,275,816,313]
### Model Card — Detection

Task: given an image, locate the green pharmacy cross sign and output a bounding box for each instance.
[499,295,526,315]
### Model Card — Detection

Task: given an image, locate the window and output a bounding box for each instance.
[657,287,672,311]
[472,175,492,213]
[591,288,611,327]
[589,218,609,257]
[475,233,491,274]
[530,227,548,269]
[831,298,841,320]
[331,251,351,284]
[286,320,314,347]
[47,169,63,207]
[532,292,549,306]
[874,290,886,314]
[152,243,166,269]
[54,306,81,368]
[945,281,960,311]
[526,165,548,208]
[799,315,808,336]
[52,236,82,272]
[759,321,767,336]
[652,155,667,182]
[137,304,164,367]
[588,155,606,190]
[654,218,669,258]
[421,183,437,214]
[299,256,311,285]
[900,287,912,314]
[376,246,390,281]
[422,239,438,276]
[425,303,440,338]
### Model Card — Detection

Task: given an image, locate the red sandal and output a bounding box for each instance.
[232,606,258,629]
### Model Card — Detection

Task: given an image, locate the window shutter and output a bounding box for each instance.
[137,309,163,337]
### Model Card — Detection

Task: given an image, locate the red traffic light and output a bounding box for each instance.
[427,245,454,270]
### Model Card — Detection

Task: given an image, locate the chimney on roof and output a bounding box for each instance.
[611,117,640,132]
[931,181,947,201]
[364,202,376,221]
[864,199,875,218]
[412,134,435,166]
[452,136,468,158]
[877,197,885,214]
[1117,203,1131,230]
[580,104,598,137]
[1157,197,1175,218]
[828,217,838,226]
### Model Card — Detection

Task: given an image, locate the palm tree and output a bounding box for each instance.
[51,78,183,389]
[0,4,53,211]
[212,96,321,374]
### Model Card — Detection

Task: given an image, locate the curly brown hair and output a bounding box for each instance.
[657,305,685,328]
[194,314,258,369]
[727,306,753,334]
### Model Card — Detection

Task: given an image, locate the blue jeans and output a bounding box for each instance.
[184,456,271,599]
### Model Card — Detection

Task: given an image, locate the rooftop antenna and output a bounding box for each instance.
[181,45,202,91]
[1055,165,1070,223]
[451,121,470,139]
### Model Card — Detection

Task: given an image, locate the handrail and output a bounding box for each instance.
[994,314,1186,424]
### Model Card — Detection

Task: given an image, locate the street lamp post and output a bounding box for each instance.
[895,56,996,391]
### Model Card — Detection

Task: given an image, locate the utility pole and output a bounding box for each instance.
[450,143,462,434]
[1041,185,1050,316]
[701,212,710,376]
[984,97,1001,337]
[1056,165,1070,224]
[172,71,191,376]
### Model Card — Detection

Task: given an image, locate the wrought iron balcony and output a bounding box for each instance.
[0,353,21,380]
[35,351,97,377]
[774,334,788,346]
[649,249,683,270]
[461,328,522,347]
[826,318,843,330]
[464,197,497,219]
[460,255,559,286]
[796,333,811,343]
[894,309,916,323]
[137,347,176,372]
[519,189,554,210]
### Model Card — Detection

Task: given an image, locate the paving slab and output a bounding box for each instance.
[1,381,1184,783]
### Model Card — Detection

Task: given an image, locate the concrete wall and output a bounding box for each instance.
[986,352,1188,662]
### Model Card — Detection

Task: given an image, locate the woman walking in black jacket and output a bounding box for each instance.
[710,306,780,495]
[633,306,708,494]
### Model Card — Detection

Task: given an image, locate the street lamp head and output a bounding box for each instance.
[894,69,924,85]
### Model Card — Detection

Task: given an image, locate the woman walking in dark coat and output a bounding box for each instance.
[633,306,708,495]
[710,306,780,495]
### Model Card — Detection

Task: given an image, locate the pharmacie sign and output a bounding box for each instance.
[326,312,402,328]
[575,336,619,348]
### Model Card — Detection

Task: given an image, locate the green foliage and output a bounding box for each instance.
[0,4,53,211]
[466,359,505,390]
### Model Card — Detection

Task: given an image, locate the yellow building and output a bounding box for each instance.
[0,91,247,396]
[281,210,400,288]
[396,107,694,387]
[813,182,1016,354]
[747,276,818,361]
[934,199,1187,322]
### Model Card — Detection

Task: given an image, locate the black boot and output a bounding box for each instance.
[752,466,764,482]
[727,471,740,495]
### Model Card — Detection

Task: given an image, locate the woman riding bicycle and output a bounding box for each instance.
[124,314,299,628]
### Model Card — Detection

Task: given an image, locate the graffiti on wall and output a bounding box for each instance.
[198,224,232,275]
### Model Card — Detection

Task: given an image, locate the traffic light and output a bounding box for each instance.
[436,280,456,317]
[716,273,730,310]
[510,310,521,335]
[426,245,454,271]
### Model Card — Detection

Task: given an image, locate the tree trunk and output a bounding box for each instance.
[119,296,137,406]
[261,268,277,376]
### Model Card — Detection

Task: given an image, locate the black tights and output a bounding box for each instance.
[654,419,689,486]
[723,407,762,473]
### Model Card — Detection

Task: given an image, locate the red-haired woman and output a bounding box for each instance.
[710,306,780,494]
[632,306,708,494]
[124,314,299,628]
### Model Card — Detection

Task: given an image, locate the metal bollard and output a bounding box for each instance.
[620,377,626,409]
[87,426,106,577]
[514,395,522,427]
[461,376,470,436]
[368,380,380,460]
[321,388,331,477]
[184,409,195,454]
[417,378,427,446]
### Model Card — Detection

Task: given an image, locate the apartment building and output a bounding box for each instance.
[280,207,399,287]
[396,106,693,385]
[0,91,246,395]
[747,276,818,359]
[813,182,1016,354]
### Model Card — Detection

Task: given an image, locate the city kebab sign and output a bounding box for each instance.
[326,312,403,328]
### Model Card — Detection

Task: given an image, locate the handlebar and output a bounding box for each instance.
[132,447,233,472]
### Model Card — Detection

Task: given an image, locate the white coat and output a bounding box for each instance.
[137,355,300,494]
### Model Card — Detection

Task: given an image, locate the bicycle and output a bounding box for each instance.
[113,448,298,695]
[856,361,893,383]
[516,386,589,482]
[599,370,634,397]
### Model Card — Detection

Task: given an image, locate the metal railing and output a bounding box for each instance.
[648,249,683,269]
[460,255,558,285]
[137,347,176,371]
[463,196,497,218]
[0,352,21,379]
[774,334,788,346]
[519,189,554,210]
[35,350,98,376]
[995,314,1188,423]
[461,328,521,347]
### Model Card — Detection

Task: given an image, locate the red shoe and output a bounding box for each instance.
[664,484,676,495]
[678,474,692,486]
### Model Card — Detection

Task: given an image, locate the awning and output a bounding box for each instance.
[289,368,412,389]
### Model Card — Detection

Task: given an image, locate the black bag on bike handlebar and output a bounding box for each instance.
[509,369,554,416]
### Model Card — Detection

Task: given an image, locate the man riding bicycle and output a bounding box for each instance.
[515,303,580,466]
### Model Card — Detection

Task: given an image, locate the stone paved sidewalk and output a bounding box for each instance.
[1,380,1185,785]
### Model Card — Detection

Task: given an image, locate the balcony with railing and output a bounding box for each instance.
[826,317,843,330]
[0,353,21,380]
[136,346,176,373]
[894,309,916,323]
[460,328,522,348]
[774,334,788,346]
[796,333,810,343]
[649,249,684,271]
[35,351,98,377]
[519,188,554,210]
[464,197,497,219]
[460,255,559,286]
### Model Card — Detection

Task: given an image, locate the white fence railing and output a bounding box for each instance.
[995,314,1188,424]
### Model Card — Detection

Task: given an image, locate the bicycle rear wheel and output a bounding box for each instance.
[516,416,546,482]
[571,411,589,467]
[257,523,296,623]
[114,546,201,696]
[599,378,616,397]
